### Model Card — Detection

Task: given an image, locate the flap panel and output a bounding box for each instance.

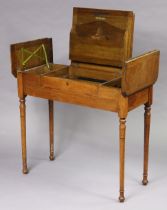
[70,7,134,67]
[11,38,53,77]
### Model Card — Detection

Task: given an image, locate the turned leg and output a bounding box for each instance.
[119,118,126,202]
[49,100,55,160]
[19,97,28,174]
[142,104,151,185]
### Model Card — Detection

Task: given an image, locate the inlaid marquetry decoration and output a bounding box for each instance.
[10,7,160,202]
[20,44,50,70]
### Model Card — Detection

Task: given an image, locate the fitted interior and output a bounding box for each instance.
[25,63,122,88]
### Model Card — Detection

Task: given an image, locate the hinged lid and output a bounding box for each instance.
[11,38,53,77]
[70,7,135,67]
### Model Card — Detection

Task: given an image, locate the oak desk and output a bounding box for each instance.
[11,8,160,202]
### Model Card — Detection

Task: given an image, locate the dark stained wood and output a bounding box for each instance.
[10,7,160,202]
[70,7,134,67]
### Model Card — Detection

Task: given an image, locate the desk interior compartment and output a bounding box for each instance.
[40,64,122,96]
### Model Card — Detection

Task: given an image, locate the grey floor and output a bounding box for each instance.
[0,0,167,209]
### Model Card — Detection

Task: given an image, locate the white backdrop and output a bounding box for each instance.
[0,1,167,210]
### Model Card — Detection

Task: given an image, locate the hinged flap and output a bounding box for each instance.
[11,38,53,77]
[70,7,134,68]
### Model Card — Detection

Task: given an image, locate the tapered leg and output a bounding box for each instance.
[49,100,55,160]
[119,118,126,202]
[19,97,28,174]
[142,105,151,185]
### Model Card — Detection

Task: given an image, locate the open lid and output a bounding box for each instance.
[11,38,53,77]
[70,7,135,67]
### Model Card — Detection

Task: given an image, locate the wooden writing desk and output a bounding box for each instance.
[10,8,160,202]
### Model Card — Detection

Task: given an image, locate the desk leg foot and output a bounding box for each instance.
[119,118,126,202]
[20,97,28,174]
[49,100,55,161]
[49,155,55,161]
[142,178,148,185]
[22,165,28,174]
[142,105,151,186]
[119,193,125,202]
